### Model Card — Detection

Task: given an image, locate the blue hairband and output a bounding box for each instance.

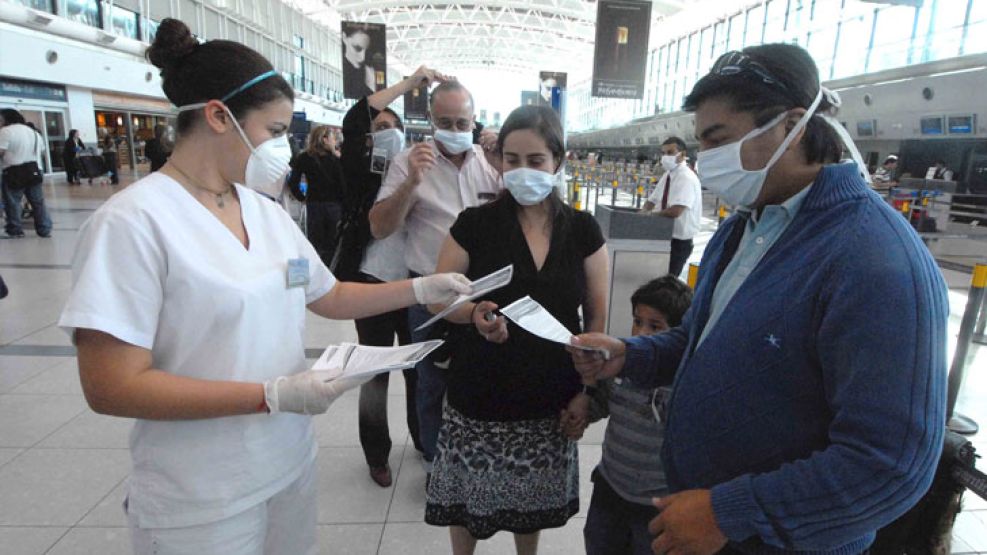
[220,70,278,103]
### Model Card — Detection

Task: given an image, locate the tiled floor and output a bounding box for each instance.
[0,174,984,554]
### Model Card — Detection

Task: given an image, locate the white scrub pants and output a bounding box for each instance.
[128,458,318,555]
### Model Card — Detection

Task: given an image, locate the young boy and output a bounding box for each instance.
[581,275,693,555]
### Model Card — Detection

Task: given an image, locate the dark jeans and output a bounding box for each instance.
[668,238,694,278]
[408,302,446,467]
[103,152,119,184]
[2,181,51,236]
[306,201,342,268]
[65,155,79,183]
[584,469,658,555]
[354,274,421,467]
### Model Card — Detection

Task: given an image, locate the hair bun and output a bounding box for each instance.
[146,18,198,71]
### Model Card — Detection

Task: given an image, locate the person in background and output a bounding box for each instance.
[369,80,502,481]
[101,134,120,185]
[0,108,51,238]
[640,137,703,278]
[63,129,84,185]
[58,19,470,555]
[337,66,450,488]
[570,44,947,555]
[145,124,174,172]
[931,159,954,181]
[872,154,898,188]
[426,104,609,555]
[287,124,345,267]
[578,275,693,555]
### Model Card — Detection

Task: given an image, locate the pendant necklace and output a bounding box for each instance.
[172,164,234,209]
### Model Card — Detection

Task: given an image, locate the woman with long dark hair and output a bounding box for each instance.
[286,124,344,266]
[425,105,610,554]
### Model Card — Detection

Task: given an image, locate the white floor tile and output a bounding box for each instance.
[0,526,68,555]
[39,410,133,449]
[46,527,131,555]
[377,522,451,555]
[386,441,428,524]
[0,448,129,525]
[12,325,74,347]
[0,356,61,393]
[77,478,128,527]
[0,448,23,468]
[9,358,82,396]
[316,524,384,555]
[316,447,401,525]
[953,510,987,552]
[314,392,411,448]
[0,395,87,447]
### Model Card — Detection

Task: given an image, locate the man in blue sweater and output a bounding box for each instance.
[571,44,948,555]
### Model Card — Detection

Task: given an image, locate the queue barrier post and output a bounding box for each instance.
[687,263,699,290]
[946,263,987,435]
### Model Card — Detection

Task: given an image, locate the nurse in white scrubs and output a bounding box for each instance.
[58,19,469,555]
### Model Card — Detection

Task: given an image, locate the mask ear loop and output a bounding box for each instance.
[762,88,824,170]
[819,86,871,183]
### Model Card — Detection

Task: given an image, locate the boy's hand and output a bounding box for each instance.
[560,392,590,440]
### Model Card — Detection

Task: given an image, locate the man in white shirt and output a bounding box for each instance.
[0,109,51,238]
[369,81,502,473]
[641,136,702,278]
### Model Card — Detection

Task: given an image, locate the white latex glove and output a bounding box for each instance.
[263,371,370,415]
[412,273,472,305]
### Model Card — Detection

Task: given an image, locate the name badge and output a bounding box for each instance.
[287,258,310,288]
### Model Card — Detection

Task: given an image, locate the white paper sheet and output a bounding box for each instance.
[500,296,611,359]
[311,340,444,381]
[413,265,514,331]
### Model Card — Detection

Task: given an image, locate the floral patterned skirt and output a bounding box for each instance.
[424,404,579,539]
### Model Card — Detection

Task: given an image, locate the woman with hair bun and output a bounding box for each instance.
[58,18,470,554]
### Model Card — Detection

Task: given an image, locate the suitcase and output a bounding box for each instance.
[76,149,109,184]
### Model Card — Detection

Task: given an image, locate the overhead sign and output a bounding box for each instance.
[591,0,652,99]
[0,78,67,102]
[341,21,387,99]
[403,76,428,120]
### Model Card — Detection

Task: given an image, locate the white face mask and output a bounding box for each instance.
[660,154,679,172]
[433,129,473,154]
[503,167,558,206]
[696,89,822,209]
[372,128,405,159]
[176,103,292,198]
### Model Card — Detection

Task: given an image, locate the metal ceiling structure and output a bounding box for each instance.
[290,0,688,77]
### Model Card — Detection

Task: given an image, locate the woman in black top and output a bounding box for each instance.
[145,124,173,172]
[63,129,84,184]
[426,105,610,553]
[287,124,344,266]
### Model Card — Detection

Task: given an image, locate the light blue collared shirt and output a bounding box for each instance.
[698,185,813,346]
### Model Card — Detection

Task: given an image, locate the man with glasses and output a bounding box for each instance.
[570,43,947,555]
[369,80,502,481]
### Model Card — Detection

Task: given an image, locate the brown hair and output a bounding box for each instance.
[305,125,334,157]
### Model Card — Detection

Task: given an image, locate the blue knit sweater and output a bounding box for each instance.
[620,163,948,554]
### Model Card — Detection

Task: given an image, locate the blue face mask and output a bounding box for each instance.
[503,167,558,206]
[433,129,473,154]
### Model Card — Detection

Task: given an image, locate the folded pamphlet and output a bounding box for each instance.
[311,340,444,381]
[500,296,610,360]
[414,265,514,331]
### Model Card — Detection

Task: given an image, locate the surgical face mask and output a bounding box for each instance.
[696,89,823,208]
[371,128,405,159]
[503,167,558,206]
[176,103,292,198]
[433,129,473,154]
[660,154,679,172]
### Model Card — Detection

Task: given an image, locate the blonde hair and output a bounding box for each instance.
[305,125,334,157]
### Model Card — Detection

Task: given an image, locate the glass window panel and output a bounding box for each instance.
[713,21,728,58]
[764,0,788,43]
[109,5,139,39]
[921,0,970,61]
[688,31,700,79]
[148,0,169,22]
[832,8,873,78]
[179,0,199,35]
[746,5,765,46]
[698,27,713,75]
[807,23,838,80]
[868,6,917,72]
[13,0,53,12]
[144,18,159,42]
[728,14,745,50]
[966,0,987,55]
[204,8,221,39]
[64,0,100,28]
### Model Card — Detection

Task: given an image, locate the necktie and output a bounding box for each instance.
[660,173,671,210]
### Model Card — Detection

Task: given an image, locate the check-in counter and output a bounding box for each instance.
[594,205,673,337]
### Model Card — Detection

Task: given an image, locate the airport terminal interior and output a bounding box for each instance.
[2,0,987,553]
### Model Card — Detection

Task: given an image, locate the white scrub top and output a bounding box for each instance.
[59,173,336,528]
